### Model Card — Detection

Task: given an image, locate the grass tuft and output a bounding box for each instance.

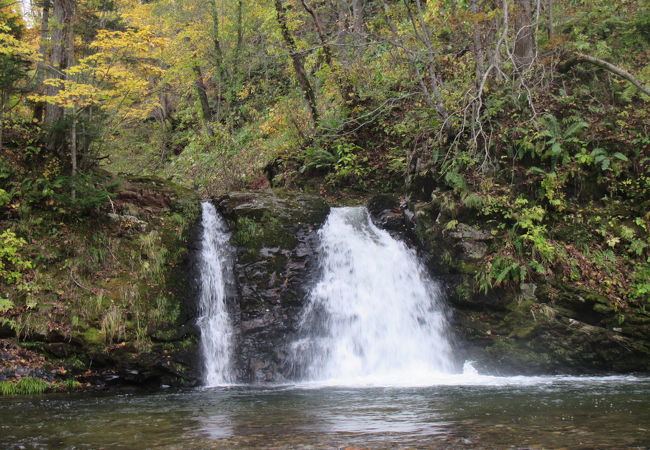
[0,377,50,396]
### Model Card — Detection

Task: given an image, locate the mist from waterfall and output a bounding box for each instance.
[197,201,235,386]
[292,207,458,385]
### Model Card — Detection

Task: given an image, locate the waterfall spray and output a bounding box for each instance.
[292,207,456,384]
[197,201,235,385]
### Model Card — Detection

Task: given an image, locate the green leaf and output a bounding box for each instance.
[0,298,14,313]
[563,121,588,138]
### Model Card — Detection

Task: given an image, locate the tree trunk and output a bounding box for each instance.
[208,0,224,77]
[470,0,485,84]
[45,0,75,153]
[33,0,50,122]
[45,0,74,127]
[404,0,449,122]
[235,0,244,64]
[274,0,319,125]
[193,65,213,129]
[513,0,535,71]
[300,0,358,106]
[547,0,553,38]
[559,53,650,97]
[352,0,365,36]
[208,0,224,121]
[69,105,77,200]
[337,0,350,44]
[0,90,6,153]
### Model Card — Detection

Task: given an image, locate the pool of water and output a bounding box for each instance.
[2,377,649,448]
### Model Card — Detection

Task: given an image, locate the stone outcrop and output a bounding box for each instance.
[215,190,329,382]
[212,189,649,381]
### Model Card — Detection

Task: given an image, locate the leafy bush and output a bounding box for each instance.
[0,230,31,283]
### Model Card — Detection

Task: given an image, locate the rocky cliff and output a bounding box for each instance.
[403,195,650,375]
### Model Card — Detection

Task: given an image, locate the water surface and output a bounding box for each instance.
[2,377,649,448]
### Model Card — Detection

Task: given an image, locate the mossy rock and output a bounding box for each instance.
[218,190,329,227]
[215,190,330,383]
[367,193,400,216]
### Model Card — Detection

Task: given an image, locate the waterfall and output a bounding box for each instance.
[197,201,235,386]
[293,207,456,384]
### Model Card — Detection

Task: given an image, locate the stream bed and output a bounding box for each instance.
[2,376,649,448]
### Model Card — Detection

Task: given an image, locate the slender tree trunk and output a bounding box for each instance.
[352,0,364,36]
[301,0,333,66]
[404,0,449,122]
[33,0,50,122]
[235,0,243,63]
[70,105,77,199]
[193,65,213,134]
[208,0,224,77]
[337,0,350,45]
[274,0,319,125]
[300,0,358,106]
[547,0,553,38]
[208,0,224,121]
[470,0,485,84]
[559,53,650,97]
[45,0,75,153]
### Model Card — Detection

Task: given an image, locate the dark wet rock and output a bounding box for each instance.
[215,190,329,382]
[0,322,15,339]
[367,194,408,234]
[367,193,400,216]
[43,342,74,358]
[0,340,64,382]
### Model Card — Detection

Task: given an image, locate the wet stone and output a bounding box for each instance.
[215,190,329,383]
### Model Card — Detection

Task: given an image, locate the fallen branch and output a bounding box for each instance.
[560,52,650,97]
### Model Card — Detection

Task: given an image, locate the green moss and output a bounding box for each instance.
[80,328,104,347]
[234,212,297,263]
[593,302,616,315]
[486,338,553,367]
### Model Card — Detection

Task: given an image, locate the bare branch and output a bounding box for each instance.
[561,53,650,98]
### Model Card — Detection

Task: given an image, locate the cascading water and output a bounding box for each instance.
[293,207,458,385]
[197,201,235,386]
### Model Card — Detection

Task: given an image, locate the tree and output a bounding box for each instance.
[43,0,75,146]
[0,4,32,152]
[273,0,319,125]
[31,26,166,176]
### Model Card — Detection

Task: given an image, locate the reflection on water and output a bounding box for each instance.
[2,378,650,448]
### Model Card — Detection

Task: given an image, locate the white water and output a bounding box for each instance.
[197,201,235,386]
[289,207,644,388]
[195,203,638,389]
[293,207,457,385]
